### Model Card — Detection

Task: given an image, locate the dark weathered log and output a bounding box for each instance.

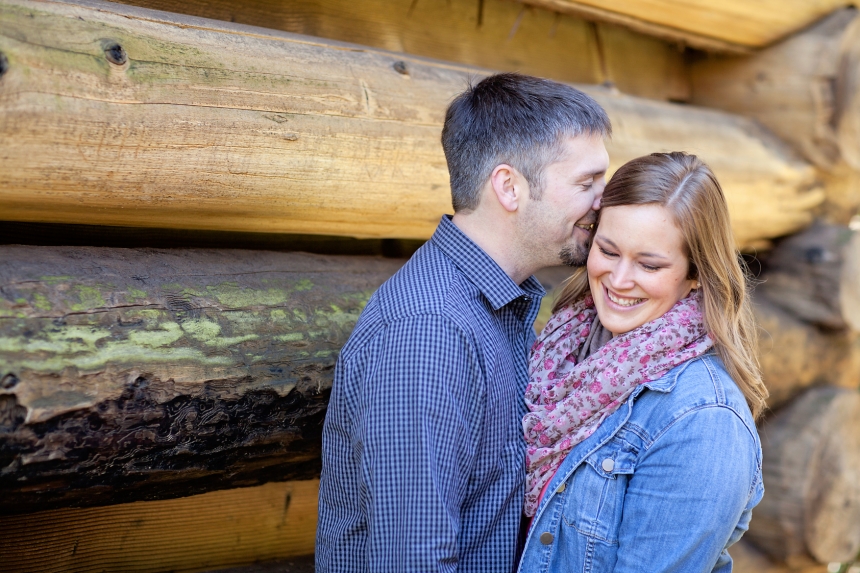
[0,0,823,248]
[747,387,860,564]
[0,246,403,514]
[758,223,860,331]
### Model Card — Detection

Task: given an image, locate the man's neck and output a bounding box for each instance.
[451,212,533,285]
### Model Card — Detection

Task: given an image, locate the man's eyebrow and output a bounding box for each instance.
[595,236,670,260]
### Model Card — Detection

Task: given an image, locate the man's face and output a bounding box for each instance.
[518,134,609,269]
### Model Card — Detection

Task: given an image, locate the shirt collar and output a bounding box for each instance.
[431,215,545,311]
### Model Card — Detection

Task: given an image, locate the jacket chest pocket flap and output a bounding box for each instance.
[561,443,637,544]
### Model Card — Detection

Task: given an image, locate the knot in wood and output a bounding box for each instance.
[392,61,409,76]
[0,51,8,78]
[103,42,128,66]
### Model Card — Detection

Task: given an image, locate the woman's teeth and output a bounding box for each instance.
[607,289,643,307]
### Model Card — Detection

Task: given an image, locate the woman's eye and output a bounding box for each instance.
[641,263,660,272]
[598,247,617,257]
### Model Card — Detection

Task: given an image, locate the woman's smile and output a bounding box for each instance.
[604,286,645,308]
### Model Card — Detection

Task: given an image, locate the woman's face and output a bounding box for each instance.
[587,204,696,336]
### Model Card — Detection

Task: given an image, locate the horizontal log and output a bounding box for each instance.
[0,480,318,573]
[517,0,849,49]
[112,0,691,101]
[747,387,860,564]
[0,0,823,249]
[0,245,402,514]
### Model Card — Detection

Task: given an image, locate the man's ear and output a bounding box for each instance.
[489,164,527,213]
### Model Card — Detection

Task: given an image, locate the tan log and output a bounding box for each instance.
[690,8,860,177]
[747,387,860,564]
[516,0,848,52]
[112,0,691,101]
[0,245,403,514]
[0,480,318,573]
[0,0,822,249]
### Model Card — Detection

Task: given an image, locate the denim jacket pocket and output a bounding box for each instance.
[561,440,637,544]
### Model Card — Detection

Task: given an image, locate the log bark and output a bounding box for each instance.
[0,0,822,249]
[747,387,860,564]
[691,9,859,170]
[0,245,403,514]
[758,223,860,331]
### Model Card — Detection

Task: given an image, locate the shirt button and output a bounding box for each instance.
[556,483,566,493]
[539,532,554,545]
[602,458,615,472]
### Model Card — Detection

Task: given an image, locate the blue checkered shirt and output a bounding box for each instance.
[316,215,544,573]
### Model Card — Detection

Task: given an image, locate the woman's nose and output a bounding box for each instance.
[609,260,635,290]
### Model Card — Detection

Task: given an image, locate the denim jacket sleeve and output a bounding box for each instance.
[613,405,763,573]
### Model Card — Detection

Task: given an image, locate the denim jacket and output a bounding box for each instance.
[518,354,763,573]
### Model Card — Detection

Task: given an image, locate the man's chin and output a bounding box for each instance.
[558,243,589,267]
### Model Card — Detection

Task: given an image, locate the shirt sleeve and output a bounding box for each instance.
[361,315,484,573]
[612,406,762,573]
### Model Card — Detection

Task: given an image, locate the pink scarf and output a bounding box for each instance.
[523,292,713,516]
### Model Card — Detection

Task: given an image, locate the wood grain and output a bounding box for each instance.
[0,0,823,249]
[0,245,402,513]
[519,0,850,48]
[111,0,690,100]
[0,480,319,573]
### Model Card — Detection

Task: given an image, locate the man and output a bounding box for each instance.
[316,73,611,572]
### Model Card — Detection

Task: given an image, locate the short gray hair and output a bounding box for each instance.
[441,73,611,212]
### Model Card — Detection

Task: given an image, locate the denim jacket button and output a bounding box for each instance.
[539,532,554,545]
[556,482,566,493]
[601,458,615,472]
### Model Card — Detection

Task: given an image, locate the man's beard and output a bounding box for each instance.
[559,239,590,267]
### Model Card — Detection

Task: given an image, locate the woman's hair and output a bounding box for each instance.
[553,151,768,419]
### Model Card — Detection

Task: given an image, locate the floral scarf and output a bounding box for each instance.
[522,292,713,516]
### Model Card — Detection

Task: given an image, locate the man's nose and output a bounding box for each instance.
[591,179,606,210]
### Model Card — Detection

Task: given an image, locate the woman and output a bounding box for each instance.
[518,152,768,573]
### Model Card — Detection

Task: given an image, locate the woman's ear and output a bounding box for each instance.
[489,164,526,213]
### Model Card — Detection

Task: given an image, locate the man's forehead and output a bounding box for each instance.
[558,134,609,173]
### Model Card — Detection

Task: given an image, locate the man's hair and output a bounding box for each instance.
[441,73,611,212]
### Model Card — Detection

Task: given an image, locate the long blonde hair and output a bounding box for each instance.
[554,152,768,419]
